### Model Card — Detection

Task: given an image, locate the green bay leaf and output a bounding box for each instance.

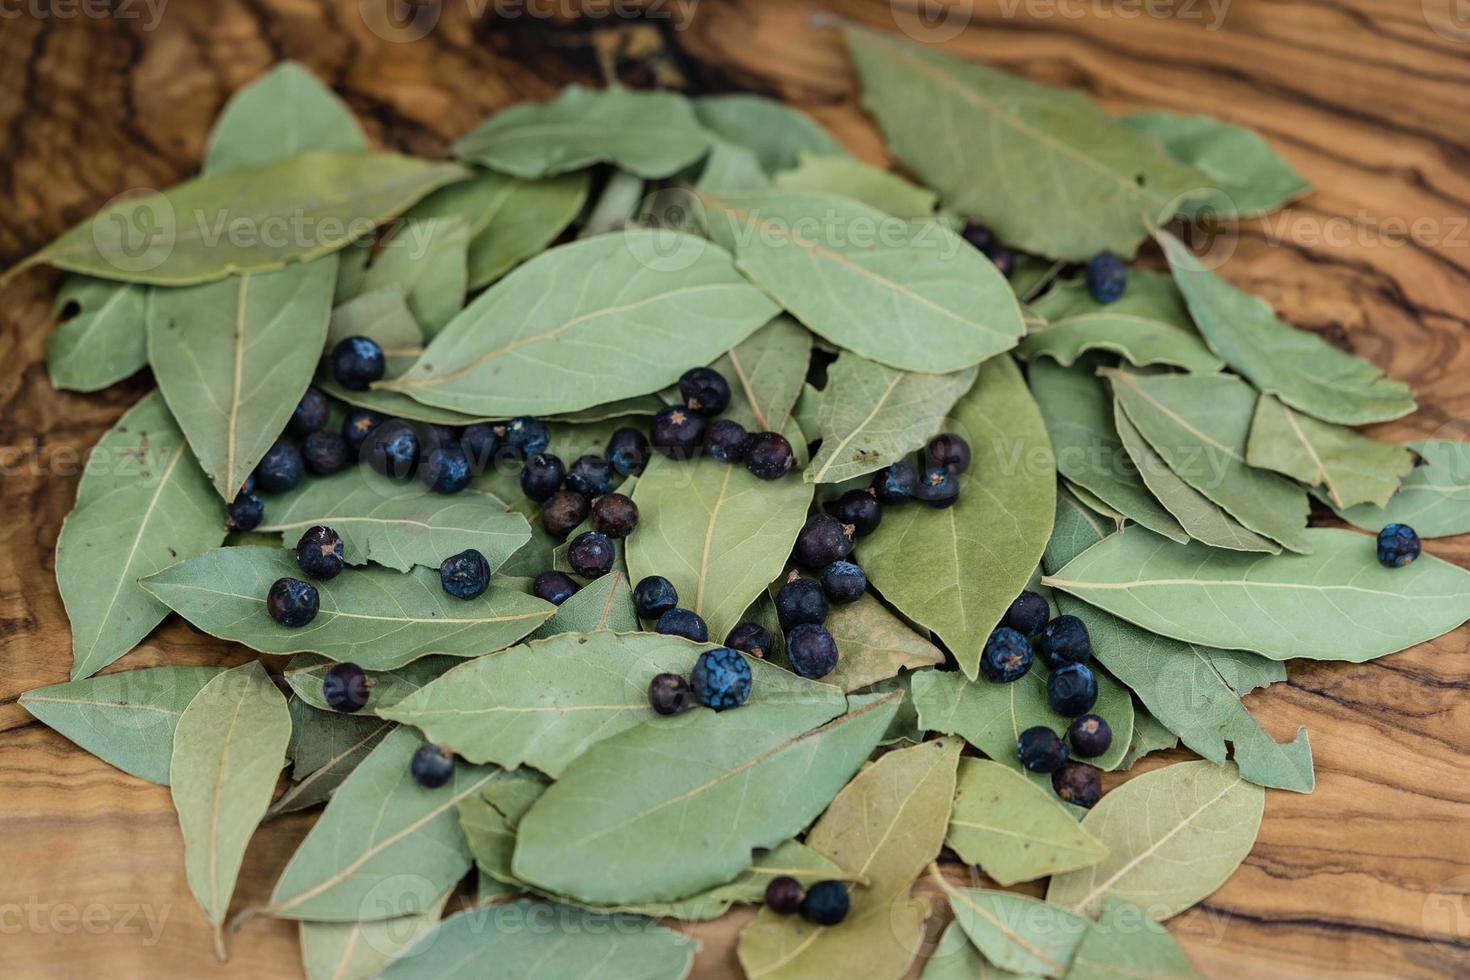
[299,888,450,980]
[1335,440,1470,538]
[269,701,394,818]
[693,94,848,174]
[46,276,148,392]
[203,61,367,174]
[337,216,468,336]
[530,570,637,637]
[820,592,946,692]
[1246,393,1413,509]
[1120,708,1179,769]
[284,653,459,714]
[772,153,937,217]
[940,884,1090,978]
[716,315,812,434]
[1069,897,1202,979]
[921,921,1021,980]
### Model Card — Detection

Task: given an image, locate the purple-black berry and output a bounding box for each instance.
[255,440,305,493]
[1047,662,1098,717]
[329,336,386,391]
[565,455,615,498]
[650,407,706,460]
[440,549,490,600]
[1036,615,1091,668]
[705,419,749,463]
[1052,760,1103,808]
[725,622,773,659]
[656,608,708,642]
[1377,523,1421,567]
[1017,725,1068,773]
[590,493,639,539]
[776,576,828,630]
[871,461,918,504]
[1002,591,1050,636]
[800,881,849,926]
[287,386,330,436]
[520,453,565,502]
[980,626,1033,683]
[323,662,373,713]
[648,673,694,716]
[744,432,795,480]
[765,876,803,915]
[296,525,345,580]
[460,423,501,472]
[829,489,882,536]
[303,430,349,476]
[678,367,731,416]
[225,492,264,532]
[341,409,383,460]
[541,490,590,541]
[365,419,419,481]
[566,531,615,579]
[1085,252,1128,304]
[914,465,960,508]
[1068,714,1112,758]
[533,570,579,606]
[267,577,319,627]
[633,576,679,619]
[793,513,854,570]
[606,426,650,476]
[690,647,752,710]
[820,561,866,604]
[925,432,972,474]
[501,417,550,459]
[419,443,472,494]
[410,744,455,788]
[785,623,839,679]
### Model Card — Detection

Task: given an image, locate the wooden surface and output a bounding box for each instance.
[2,1,1469,977]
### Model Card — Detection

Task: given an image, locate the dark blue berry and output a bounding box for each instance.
[656,608,708,642]
[1377,523,1421,567]
[542,490,590,541]
[820,561,866,604]
[1017,725,1068,773]
[650,407,706,460]
[776,577,828,630]
[255,440,305,493]
[460,423,501,472]
[567,531,615,579]
[1047,662,1098,717]
[785,623,839,679]
[744,431,795,480]
[690,647,752,710]
[765,876,803,915]
[1036,615,1091,668]
[871,461,917,504]
[565,455,615,497]
[330,336,386,391]
[800,881,849,926]
[303,430,349,476]
[1052,760,1102,808]
[287,386,330,436]
[225,492,264,532]
[679,367,732,416]
[1068,714,1112,758]
[925,432,971,474]
[648,673,694,715]
[590,493,639,539]
[410,743,454,788]
[520,453,565,502]
[323,662,372,713]
[1002,591,1050,636]
[366,419,419,480]
[705,419,749,463]
[794,513,853,569]
[419,443,472,494]
[501,417,550,459]
[296,525,345,580]
[341,409,383,460]
[267,577,319,627]
[961,222,994,252]
[830,489,881,536]
[440,549,490,600]
[633,576,679,619]
[725,622,772,659]
[1085,252,1128,304]
[533,570,579,606]
[607,426,650,476]
[980,627,1033,683]
[914,466,960,508]
[985,244,1015,279]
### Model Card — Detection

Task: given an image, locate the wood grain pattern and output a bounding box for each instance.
[2,1,1469,976]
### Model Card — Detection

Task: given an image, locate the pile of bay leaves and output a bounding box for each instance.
[12,25,1470,980]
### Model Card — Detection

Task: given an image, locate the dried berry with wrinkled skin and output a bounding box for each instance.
[303,430,349,476]
[1002,591,1050,636]
[1377,523,1421,567]
[330,336,386,391]
[871,461,918,504]
[765,876,803,915]
[793,513,854,569]
[980,626,1033,683]
[323,662,373,713]
[1036,615,1092,668]
[1052,760,1103,808]
[690,647,752,710]
[533,570,579,606]
[287,386,330,436]
[501,417,550,459]
[1017,725,1068,773]
[341,409,383,460]
[678,366,731,415]
[268,577,319,627]
[1047,662,1099,717]
[541,491,590,541]
[821,561,866,604]
[650,407,706,460]
[225,492,264,532]
[591,493,639,539]
[785,623,839,679]
[776,577,828,630]
[440,549,490,600]
[744,431,795,480]
[830,489,881,536]
[1069,714,1112,758]
[255,440,305,493]
[961,222,994,252]
[296,525,345,580]
[366,419,419,481]
[800,881,849,926]
[925,432,972,474]
[460,423,501,472]
[567,531,615,579]
[1085,251,1128,304]
[648,673,694,716]
[656,608,708,642]
[565,455,615,498]
[704,419,749,463]
[410,744,454,788]
[419,443,472,494]
[914,465,960,508]
[725,622,772,659]
[606,426,650,476]
[633,576,679,619]
[520,453,565,502]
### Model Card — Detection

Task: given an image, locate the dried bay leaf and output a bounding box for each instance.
[46,276,148,392]
[946,758,1108,885]
[1246,393,1413,509]
[203,61,367,174]
[148,255,337,499]
[845,28,1209,261]
[58,391,226,679]
[694,94,848,174]
[270,702,393,819]
[285,653,458,714]
[384,231,778,418]
[170,662,291,956]
[1158,230,1415,425]
[512,691,900,905]
[1334,440,1470,538]
[920,921,1021,980]
[940,883,1090,978]
[299,889,450,980]
[1068,897,1202,979]
[821,593,946,692]
[20,665,223,785]
[530,570,637,637]
[696,135,773,194]
[806,353,977,485]
[772,153,937,217]
[336,216,469,337]
[141,547,552,670]
[736,738,961,980]
[716,315,812,434]
[1046,761,1263,919]
[1044,525,1470,663]
[863,356,1054,679]
[455,85,709,179]
[1120,709,1179,769]
[628,454,813,647]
